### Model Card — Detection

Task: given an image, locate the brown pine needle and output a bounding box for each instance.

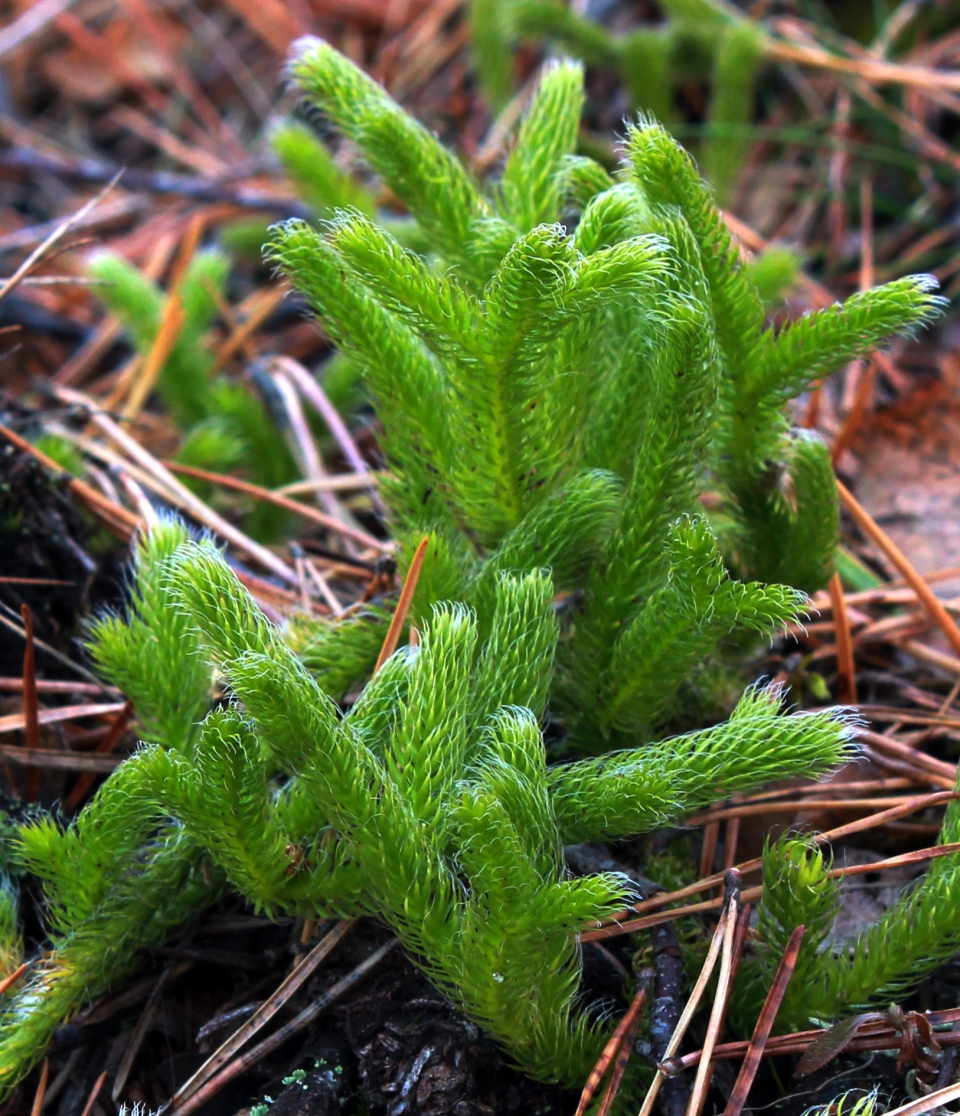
[764,36,960,93]
[837,480,960,661]
[593,988,647,1116]
[374,536,429,674]
[582,817,960,942]
[163,461,385,552]
[30,1060,49,1116]
[828,572,857,703]
[0,702,127,736]
[685,876,740,1116]
[575,979,649,1116]
[859,728,957,783]
[53,387,298,583]
[168,919,357,1111]
[723,925,805,1116]
[687,796,928,826]
[121,293,185,421]
[637,881,737,1116]
[0,171,122,304]
[78,1071,107,1116]
[112,965,172,1101]
[0,963,29,997]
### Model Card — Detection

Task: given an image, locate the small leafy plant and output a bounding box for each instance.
[87,248,298,539]
[0,42,947,1101]
[471,0,768,204]
[272,40,940,748]
[0,522,850,1092]
[744,821,960,1031]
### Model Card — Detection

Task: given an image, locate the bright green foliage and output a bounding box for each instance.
[701,20,766,205]
[86,251,297,540]
[746,244,801,308]
[272,119,377,219]
[0,524,225,1094]
[0,826,217,1094]
[0,878,21,981]
[0,45,944,1098]
[480,0,768,202]
[140,542,850,1080]
[0,530,851,1093]
[270,45,940,743]
[746,797,960,1030]
[31,433,85,478]
[87,521,211,752]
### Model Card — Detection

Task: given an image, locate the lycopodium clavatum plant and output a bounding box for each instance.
[0,521,853,1092]
[85,248,299,541]
[471,0,768,205]
[272,40,941,750]
[0,41,948,1100]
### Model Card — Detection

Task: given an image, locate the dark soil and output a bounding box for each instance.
[0,400,125,679]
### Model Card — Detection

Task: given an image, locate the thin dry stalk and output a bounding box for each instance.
[722,925,805,1116]
[170,939,399,1116]
[0,0,80,59]
[637,888,735,1116]
[0,746,123,773]
[305,559,344,616]
[268,369,348,526]
[19,604,39,801]
[53,387,298,583]
[276,475,383,495]
[685,878,740,1116]
[837,480,960,660]
[574,979,649,1116]
[113,471,159,527]
[875,1080,960,1116]
[168,919,357,1111]
[593,988,647,1116]
[0,172,122,304]
[374,536,429,673]
[274,356,385,516]
[77,1071,107,1116]
[163,460,384,552]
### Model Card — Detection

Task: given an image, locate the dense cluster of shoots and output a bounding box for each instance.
[0,41,951,1105]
